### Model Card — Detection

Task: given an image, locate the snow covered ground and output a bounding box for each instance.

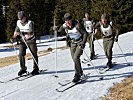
[0,32,133,100]
[0,35,66,58]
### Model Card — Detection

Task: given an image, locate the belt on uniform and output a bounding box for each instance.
[71,38,82,43]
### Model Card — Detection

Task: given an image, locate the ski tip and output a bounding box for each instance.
[55,89,59,92]
[56,89,62,92]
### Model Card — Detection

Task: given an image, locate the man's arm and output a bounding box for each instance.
[112,24,119,42]
[77,23,88,44]
[55,24,67,37]
[13,26,20,38]
[29,21,34,33]
[94,22,100,35]
[112,24,119,38]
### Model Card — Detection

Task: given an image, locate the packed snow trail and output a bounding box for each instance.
[0,32,133,100]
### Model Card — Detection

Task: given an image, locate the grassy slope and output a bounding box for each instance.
[102,76,133,100]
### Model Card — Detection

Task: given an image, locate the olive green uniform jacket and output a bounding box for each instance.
[58,20,88,76]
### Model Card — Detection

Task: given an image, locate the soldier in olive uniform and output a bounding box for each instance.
[57,13,88,83]
[13,11,39,76]
[83,12,96,60]
[94,14,119,69]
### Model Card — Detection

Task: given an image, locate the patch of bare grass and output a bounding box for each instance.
[0,45,69,68]
[102,76,133,100]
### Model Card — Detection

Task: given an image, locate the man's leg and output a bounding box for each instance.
[18,43,27,76]
[28,40,39,75]
[73,46,83,75]
[103,39,114,68]
[70,43,83,82]
[106,39,114,68]
[87,34,95,60]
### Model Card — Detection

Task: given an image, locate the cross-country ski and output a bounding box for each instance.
[0,73,30,83]
[17,69,47,81]
[82,54,99,64]
[56,79,85,92]
[98,62,117,74]
[56,74,88,92]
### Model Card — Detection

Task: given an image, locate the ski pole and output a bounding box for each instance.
[19,33,39,68]
[116,42,130,66]
[83,49,98,71]
[92,28,104,52]
[94,37,104,53]
[82,49,103,79]
[12,43,19,59]
[83,49,104,80]
[10,39,19,60]
[53,17,59,78]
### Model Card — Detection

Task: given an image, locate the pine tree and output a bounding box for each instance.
[5,0,55,41]
[54,0,92,35]
[91,0,133,33]
[5,0,21,41]
[4,0,133,41]
[113,0,133,33]
[0,1,6,43]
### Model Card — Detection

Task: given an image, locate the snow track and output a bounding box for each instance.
[0,32,133,100]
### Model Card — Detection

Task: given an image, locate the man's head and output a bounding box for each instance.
[85,12,90,19]
[101,13,108,24]
[18,11,25,20]
[18,11,27,23]
[64,13,72,21]
[101,13,108,19]
[64,13,72,27]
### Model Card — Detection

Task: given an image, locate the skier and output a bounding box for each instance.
[54,13,88,83]
[82,12,96,60]
[94,13,119,69]
[12,11,39,76]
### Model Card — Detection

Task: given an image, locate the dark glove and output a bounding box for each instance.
[114,38,118,42]
[79,42,85,49]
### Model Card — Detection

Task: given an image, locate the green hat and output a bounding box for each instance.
[64,13,72,21]
[18,11,25,19]
[101,14,108,19]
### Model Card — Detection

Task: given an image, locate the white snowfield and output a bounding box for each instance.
[0,32,133,100]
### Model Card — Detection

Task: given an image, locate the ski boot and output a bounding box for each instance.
[31,69,39,75]
[18,69,27,76]
[72,74,81,83]
[105,61,112,69]
[90,53,96,60]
